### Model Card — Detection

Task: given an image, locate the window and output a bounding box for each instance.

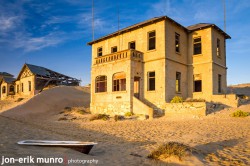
[17,85,19,93]
[193,37,202,55]
[21,83,24,92]
[111,46,117,53]
[9,85,14,93]
[148,31,156,50]
[129,41,136,49]
[2,86,6,94]
[95,76,107,93]
[175,33,180,53]
[97,47,103,57]
[113,72,126,91]
[176,72,181,92]
[217,38,221,57]
[218,74,222,93]
[28,81,31,91]
[194,74,202,92]
[148,71,155,91]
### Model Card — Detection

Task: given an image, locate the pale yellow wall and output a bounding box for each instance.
[17,67,36,97]
[91,59,135,115]
[165,20,188,101]
[188,28,214,100]
[211,28,227,94]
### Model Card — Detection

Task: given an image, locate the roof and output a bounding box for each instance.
[16,63,80,82]
[0,72,14,77]
[26,64,51,77]
[88,16,231,45]
[186,23,231,39]
[1,77,16,84]
[88,16,187,45]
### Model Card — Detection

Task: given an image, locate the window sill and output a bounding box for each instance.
[176,92,182,94]
[95,92,108,94]
[112,91,127,94]
[193,54,203,57]
[146,49,156,53]
[193,92,203,94]
[176,52,181,56]
[147,90,156,92]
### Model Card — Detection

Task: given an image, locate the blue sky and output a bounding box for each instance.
[0,0,249,85]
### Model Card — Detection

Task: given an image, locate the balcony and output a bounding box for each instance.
[94,49,143,65]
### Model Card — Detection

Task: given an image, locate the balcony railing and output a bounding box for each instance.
[94,49,143,65]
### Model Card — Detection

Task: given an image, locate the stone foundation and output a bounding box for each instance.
[164,102,208,117]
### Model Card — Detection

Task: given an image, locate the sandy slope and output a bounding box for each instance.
[2,86,90,120]
[0,85,250,165]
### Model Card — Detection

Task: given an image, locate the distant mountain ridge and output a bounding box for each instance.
[227,83,250,96]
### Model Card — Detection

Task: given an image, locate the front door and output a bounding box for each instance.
[134,77,140,99]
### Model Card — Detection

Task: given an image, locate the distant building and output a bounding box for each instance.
[0,63,80,100]
[0,74,15,100]
[88,16,231,116]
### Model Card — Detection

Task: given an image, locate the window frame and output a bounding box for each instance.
[175,33,180,53]
[97,47,103,57]
[193,37,202,55]
[111,46,117,53]
[9,85,15,93]
[2,86,6,94]
[147,71,155,91]
[218,74,222,93]
[176,72,181,93]
[148,31,156,51]
[113,72,126,92]
[194,80,202,92]
[216,38,221,57]
[95,75,107,93]
[128,41,136,49]
[21,83,24,92]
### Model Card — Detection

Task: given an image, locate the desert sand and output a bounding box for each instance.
[0,86,250,166]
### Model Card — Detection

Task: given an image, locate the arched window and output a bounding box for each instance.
[113,72,126,91]
[9,85,15,93]
[2,86,6,94]
[95,76,107,93]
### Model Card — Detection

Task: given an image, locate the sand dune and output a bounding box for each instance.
[0,85,250,165]
[2,86,90,120]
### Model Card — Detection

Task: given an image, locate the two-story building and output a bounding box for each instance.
[88,16,231,116]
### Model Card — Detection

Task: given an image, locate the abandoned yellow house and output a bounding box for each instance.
[0,73,15,100]
[88,16,231,116]
[0,63,80,100]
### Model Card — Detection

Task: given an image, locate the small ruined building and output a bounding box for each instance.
[88,16,231,116]
[0,72,15,100]
[0,64,80,100]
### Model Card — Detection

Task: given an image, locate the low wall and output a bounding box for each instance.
[210,94,239,107]
[164,102,207,117]
[90,101,131,116]
[133,97,153,119]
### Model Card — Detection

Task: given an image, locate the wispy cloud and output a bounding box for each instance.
[13,32,65,52]
[0,0,91,53]
[0,16,20,32]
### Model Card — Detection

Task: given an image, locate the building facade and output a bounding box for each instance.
[88,16,231,116]
[0,64,80,100]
